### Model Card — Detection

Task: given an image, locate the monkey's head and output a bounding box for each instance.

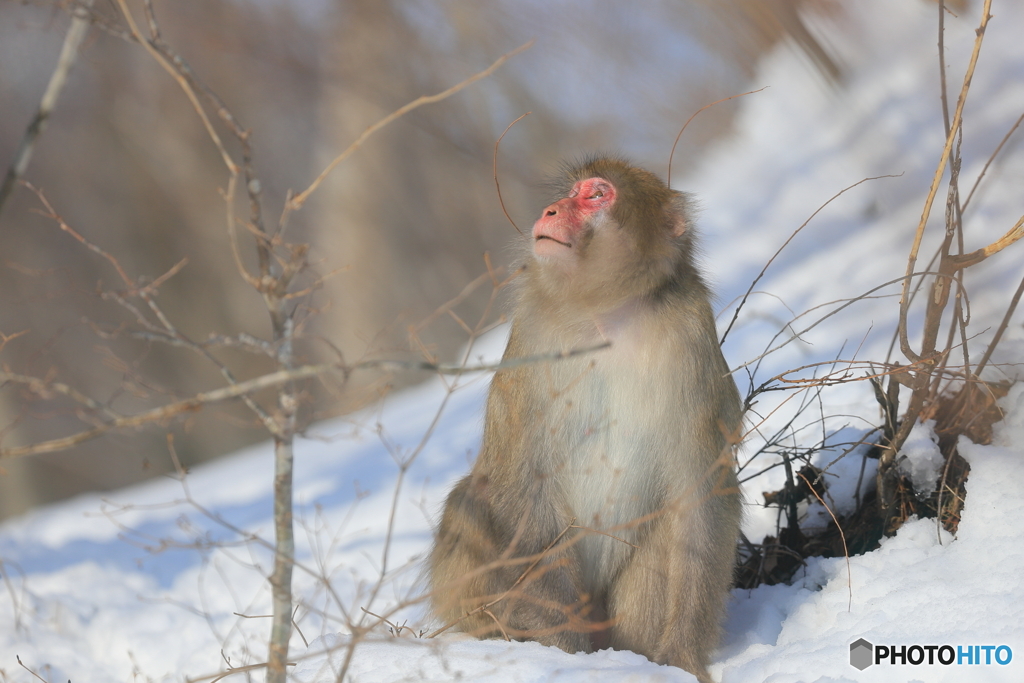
[528,157,695,308]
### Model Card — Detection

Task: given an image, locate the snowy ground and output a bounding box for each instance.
[3,1,1024,682]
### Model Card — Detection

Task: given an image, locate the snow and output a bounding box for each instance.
[897,420,943,497]
[3,0,1024,682]
[294,634,697,683]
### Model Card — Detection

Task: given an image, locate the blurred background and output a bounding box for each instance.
[0,0,912,520]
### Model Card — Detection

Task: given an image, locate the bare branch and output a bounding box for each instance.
[0,0,95,218]
[948,214,1024,269]
[1,342,610,459]
[115,0,238,174]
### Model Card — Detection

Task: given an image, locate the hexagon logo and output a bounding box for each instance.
[850,638,874,670]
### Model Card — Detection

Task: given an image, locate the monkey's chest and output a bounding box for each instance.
[551,363,671,587]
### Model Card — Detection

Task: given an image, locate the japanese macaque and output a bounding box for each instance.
[428,157,741,683]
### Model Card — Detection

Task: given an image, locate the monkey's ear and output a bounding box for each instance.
[668,192,690,237]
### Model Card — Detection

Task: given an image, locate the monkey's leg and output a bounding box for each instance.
[429,475,591,653]
[607,491,738,683]
[487,491,593,654]
[492,548,593,652]
[429,475,505,638]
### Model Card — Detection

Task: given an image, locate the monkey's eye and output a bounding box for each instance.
[589,191,604,198]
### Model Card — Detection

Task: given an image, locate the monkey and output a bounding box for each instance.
[427,156,741,683]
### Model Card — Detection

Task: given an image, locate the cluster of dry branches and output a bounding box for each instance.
[731,0,1022,588]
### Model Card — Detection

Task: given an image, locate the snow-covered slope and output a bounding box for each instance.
[3,1,1023,682]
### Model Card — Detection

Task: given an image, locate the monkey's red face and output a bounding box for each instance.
[532,177,617,260]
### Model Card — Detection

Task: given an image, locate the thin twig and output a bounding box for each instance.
[287,41,533,211]
[975,271,1024,376]
[187,660,296,683]
[26,182,134,287]
[569,524,639,549]
[494,112,531,235]
[721,174,901,344]
[667,87,767,186]
[797,471,852,611]
[16,656,49,683]
[962,109,1024,212]
[938,0,951,138]
[483,609,512,641]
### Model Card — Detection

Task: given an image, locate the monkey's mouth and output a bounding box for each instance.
[534,235,571,249]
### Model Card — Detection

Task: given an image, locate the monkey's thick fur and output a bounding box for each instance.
[428,158,741,683]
